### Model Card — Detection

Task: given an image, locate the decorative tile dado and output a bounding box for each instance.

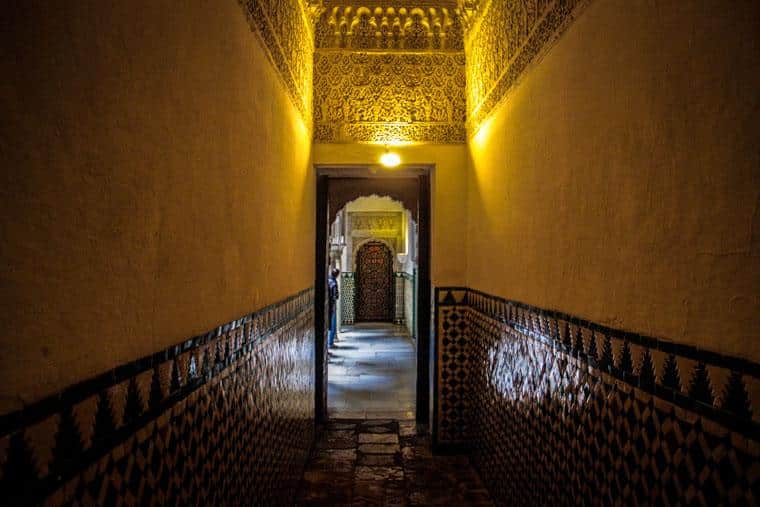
[465,0,591,133]
[401,271,416,340]
[239,0,315,121]
[436,303,471,443]
[0,289,315,506]
[435,287,759,504]
[313,51,467,143]
[315,4,464,51]
[394,272,406,325]
[341,272,356,325]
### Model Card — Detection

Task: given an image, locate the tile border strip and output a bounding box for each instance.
[435,286,758,438]
[0,287,314,505]
[466,0,593,134]
[0,288,314,437]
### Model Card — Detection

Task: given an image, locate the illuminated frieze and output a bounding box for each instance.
[465,0,591,134]
[313,50,466,143]
[239,0,316,122]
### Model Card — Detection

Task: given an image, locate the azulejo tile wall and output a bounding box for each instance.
[395,272,406,325]
[465,0,592,133]
[0,289,315,506]
[312,4,467,144]
[435,287,759,505]
[340,272,356,325]
[402,271,416,341]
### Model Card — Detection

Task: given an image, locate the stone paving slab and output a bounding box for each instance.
[364,425,393,434]
[316,429,357,449]
[295,419,495,507]
[357,453,400,467]
[359,443,401,454]
[328,324,416,420]
[358,433,399,444]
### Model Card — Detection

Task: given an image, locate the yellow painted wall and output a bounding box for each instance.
[0,1,314,413]
[313,144,468,286]
[467,0,760,361]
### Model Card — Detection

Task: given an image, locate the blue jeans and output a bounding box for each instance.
[328,308,337,347]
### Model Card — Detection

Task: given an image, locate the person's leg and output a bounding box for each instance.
[328,308,336,347]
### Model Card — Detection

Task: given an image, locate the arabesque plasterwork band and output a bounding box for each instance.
[312,3,467,144]
[465,0,591,134]
[238,0,593,144]
[239,0,317,124]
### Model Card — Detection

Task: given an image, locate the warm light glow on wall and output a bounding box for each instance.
[471,114,494,150]
[385,139,415,147]
[380,150,402,168]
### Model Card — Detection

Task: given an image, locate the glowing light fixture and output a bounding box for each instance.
[379,148,401,168]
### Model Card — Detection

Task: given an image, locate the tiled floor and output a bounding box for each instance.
[296,420,495,507]
[328,324,416,420]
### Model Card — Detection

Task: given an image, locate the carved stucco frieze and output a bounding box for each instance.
[314,50,466,143]
[238,0,590,144]
[456,0,487,33]
[315,4,464,51]
[466,0,591,133]
[311,2,466,144]
[351,213,402,232]
[239,0,315,123]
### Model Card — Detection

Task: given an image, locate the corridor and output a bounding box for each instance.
[328,324,416,420]
[296,419,494,506]
[2,0,759,505]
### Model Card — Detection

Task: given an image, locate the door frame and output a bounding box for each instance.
[314,165,432,425]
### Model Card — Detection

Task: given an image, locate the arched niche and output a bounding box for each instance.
[327,177,419,225]
[330,194,418,275]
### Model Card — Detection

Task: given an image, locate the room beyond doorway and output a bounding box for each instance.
[326,193,418,419]
[315,167,432,425]
[328,323,416,419]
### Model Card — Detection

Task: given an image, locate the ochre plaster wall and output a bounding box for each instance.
[0,1,314,414]
[313,144,467,286]
[467,0,760,361]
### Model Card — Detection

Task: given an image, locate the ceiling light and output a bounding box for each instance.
[379,149,401,168]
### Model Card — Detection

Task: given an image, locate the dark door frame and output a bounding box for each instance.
[314,165,432,425]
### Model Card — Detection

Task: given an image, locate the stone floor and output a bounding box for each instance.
[328,324,416,420]
[296,419,495,507]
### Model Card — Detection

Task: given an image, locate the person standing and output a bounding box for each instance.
[327,267,340,348]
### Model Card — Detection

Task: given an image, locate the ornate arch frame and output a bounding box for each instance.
[315,164,432,425]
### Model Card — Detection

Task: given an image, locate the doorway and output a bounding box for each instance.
[314,167,432,424]
[356,241,394,322]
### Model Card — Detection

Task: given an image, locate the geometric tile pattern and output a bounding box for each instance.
[395,273,406,325]
[402,272,416,340]
[340,273,355,325]
[435,287,759,505]
[437,305,471,444]
[0,289,315,506]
